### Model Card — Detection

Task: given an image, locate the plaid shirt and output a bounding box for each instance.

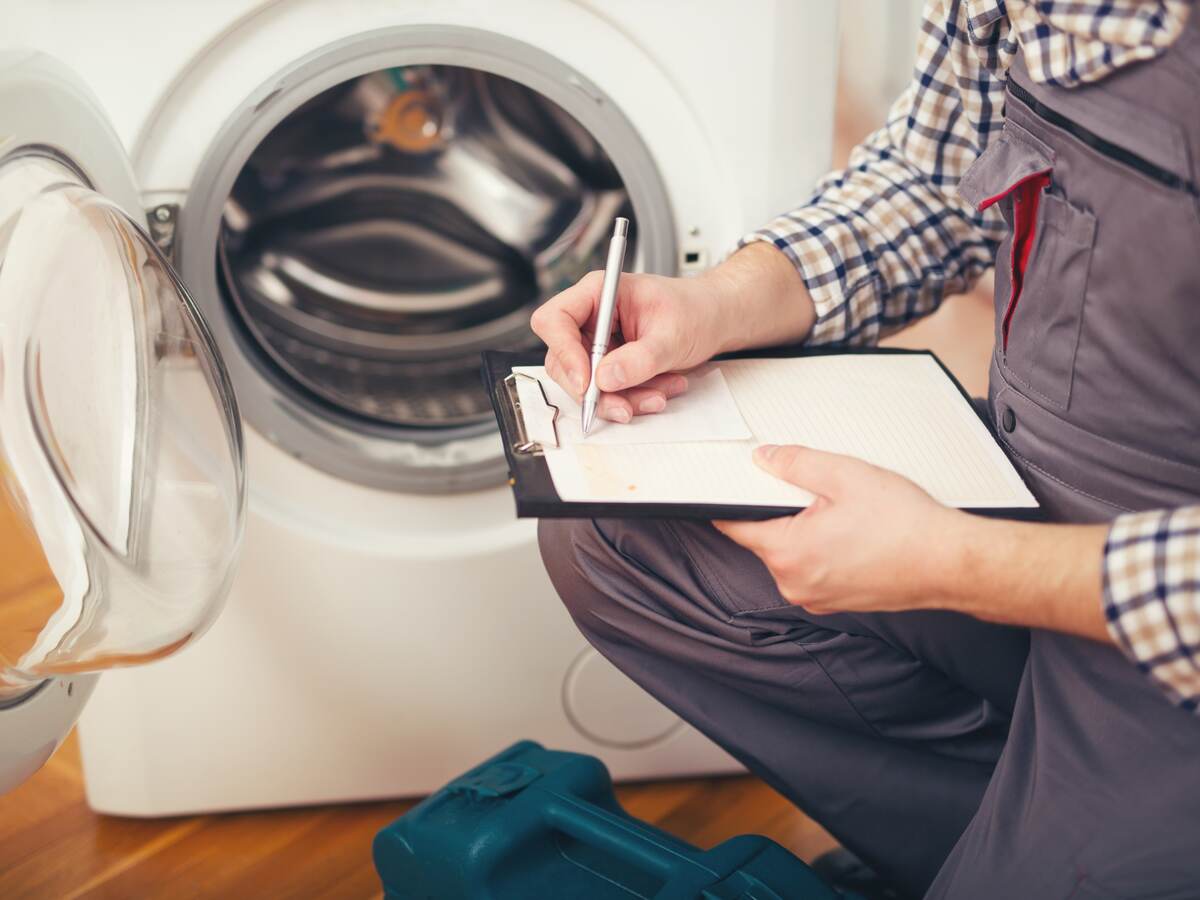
[742,0,1199,709]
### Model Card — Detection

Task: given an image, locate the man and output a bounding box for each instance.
[532,1,1200,897]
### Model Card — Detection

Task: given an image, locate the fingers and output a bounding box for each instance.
[647,372,690,399]
[532,272,605,398]
[545,346,587,401]
[596,373,690,423]
[714,446,864,559]
[534,269,695,404]
[533,269,696,421]
[622,372,690,413]
[595,333,674,393]
[623,386,668,415]
[752,444,860,499]
[597,393,633,423]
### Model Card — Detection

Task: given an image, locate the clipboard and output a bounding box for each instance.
[482,347,1043,521]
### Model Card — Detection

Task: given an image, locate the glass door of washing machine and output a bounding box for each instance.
[0,53,245,706]
[178,38,675,493]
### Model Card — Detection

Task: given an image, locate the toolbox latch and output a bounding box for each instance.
[448,762,540,800]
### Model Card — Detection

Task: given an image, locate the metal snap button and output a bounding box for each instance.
[1002,407,1016,433]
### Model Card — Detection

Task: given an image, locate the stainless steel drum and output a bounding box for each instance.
[220,65,630,430]
[177,28,676,492]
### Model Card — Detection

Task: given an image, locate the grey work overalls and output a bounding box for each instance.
[538,19,1200,900]
[928,20,1200,900]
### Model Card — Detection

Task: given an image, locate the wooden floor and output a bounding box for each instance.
[0,732,837,899]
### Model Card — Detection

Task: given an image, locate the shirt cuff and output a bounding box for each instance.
[1103,507,1200,711]
[738,209,883,348]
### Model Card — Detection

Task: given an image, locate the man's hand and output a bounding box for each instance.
[530,242,817,424]
[530,272,716,423]
[715,445,959,613]
[714,444,1113,642]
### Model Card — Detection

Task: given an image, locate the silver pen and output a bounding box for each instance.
[581,217,629,436]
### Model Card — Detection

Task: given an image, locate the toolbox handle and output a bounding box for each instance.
[544,792,713,888]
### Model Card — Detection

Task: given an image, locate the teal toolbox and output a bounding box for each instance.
[373,740,848,899]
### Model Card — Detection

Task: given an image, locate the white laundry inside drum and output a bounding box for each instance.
[218,65,635,431]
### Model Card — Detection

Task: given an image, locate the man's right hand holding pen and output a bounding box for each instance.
[530,241,817,425]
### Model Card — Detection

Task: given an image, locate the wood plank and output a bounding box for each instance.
[0,478,64,678]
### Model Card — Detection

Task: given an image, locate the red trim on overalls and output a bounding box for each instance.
[978,169,1052,351]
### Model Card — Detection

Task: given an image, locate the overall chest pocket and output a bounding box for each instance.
[1003,188,1096,409]
[960,120,1097,410]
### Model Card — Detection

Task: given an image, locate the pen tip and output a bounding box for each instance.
[582,408,594,436]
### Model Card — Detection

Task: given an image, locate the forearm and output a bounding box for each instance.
[931,513,1112,643]
[700,242,817,354]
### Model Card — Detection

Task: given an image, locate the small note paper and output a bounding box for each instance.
[511,364,752,445]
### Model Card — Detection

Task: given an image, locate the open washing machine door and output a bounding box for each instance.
[0,52,245,793]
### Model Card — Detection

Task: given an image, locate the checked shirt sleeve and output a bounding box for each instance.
[736,1,1189,348]
[1103,507,1200,712]
[740,0,1011,347]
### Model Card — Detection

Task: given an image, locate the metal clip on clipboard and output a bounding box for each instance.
[497,373,560,456]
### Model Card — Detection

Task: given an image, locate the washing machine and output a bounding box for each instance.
[3,0,837,815]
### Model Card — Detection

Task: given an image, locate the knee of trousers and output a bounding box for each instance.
[537,516,693,637]
[538,517,763,653]
[537,517,625,626]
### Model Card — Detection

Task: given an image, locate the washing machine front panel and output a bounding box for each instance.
[79,502,736,814]
[0,51,144,223]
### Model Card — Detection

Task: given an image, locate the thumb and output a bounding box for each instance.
[753,444,854,499]
[712,516,791,554]
[595,335,673,392]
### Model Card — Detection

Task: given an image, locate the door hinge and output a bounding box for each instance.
[148,203,179,259]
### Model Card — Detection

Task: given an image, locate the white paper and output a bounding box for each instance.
[535,355,1038,510]
[511,364,751,445]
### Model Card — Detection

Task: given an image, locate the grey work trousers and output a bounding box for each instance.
[539,516,1200,899]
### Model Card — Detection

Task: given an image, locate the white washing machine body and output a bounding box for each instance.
[5,0,836,814]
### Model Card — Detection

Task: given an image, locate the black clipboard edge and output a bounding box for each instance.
[482,348,1043,522]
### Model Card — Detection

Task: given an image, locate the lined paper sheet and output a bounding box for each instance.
[511,364,751,445]
[539,355,1037,509]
